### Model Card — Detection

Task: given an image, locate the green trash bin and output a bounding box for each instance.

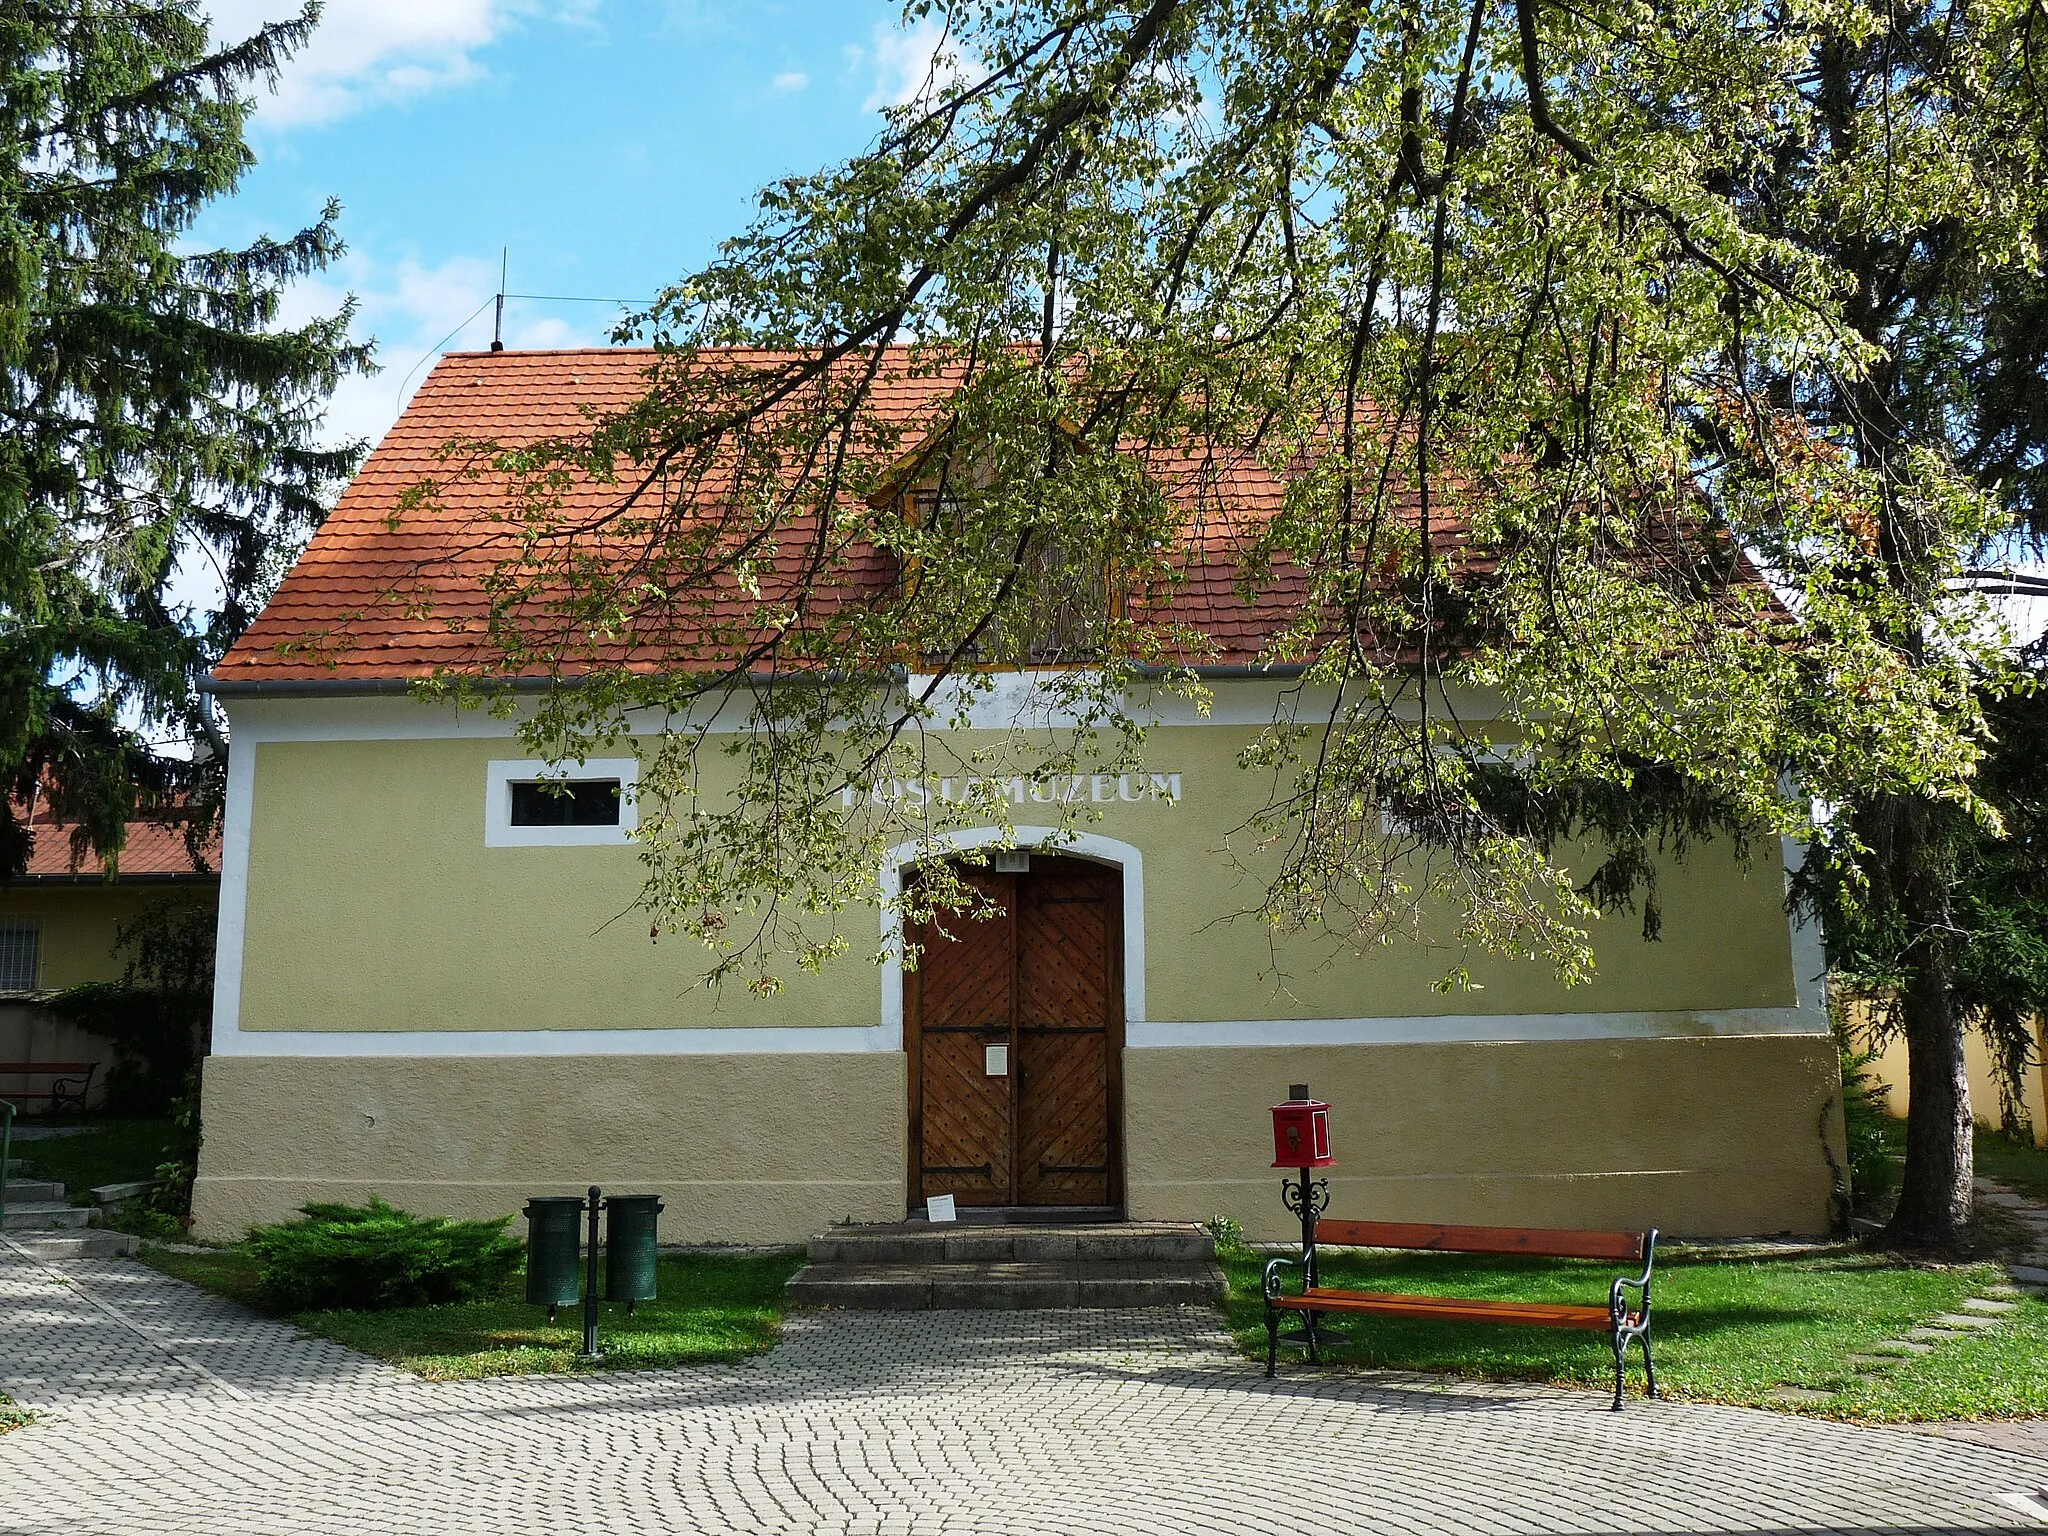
[524,1196,584,1310]
[603,1194,663,1306]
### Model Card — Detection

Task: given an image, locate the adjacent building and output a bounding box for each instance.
[2,792,219,1108]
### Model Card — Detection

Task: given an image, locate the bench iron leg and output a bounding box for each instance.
[1610,1331,1626,1411]
[1639,1330,1656,1400]
[1265,1307,1278,1378]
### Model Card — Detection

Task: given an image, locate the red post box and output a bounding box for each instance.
[1271,1083,1333,1168]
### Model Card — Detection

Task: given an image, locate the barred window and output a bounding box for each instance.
[0,921,37,992]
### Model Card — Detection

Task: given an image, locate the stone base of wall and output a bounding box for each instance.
[194,1032,1843,1244]
[192,1052,908,1244]
[1127,1034,1845,1240]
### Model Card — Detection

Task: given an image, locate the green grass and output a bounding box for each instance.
[144,1246,806,1380]
[1224,1243,2048,1421]
[9,1117,176,1203]
[1869,1115,2048,1203]
[0,1393,32,1434]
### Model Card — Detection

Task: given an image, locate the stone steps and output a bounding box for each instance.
[789,1258,1225,1310]
[2,1200,93,1232]
[808,1220,1214,1266]
[788,1219,1224,1310]
[3,1179,68,1204]
[6,1230,138,1260]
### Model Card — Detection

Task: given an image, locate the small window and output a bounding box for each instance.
[509,779,622,828]
[0,920,38,992]
[485,758,638,848]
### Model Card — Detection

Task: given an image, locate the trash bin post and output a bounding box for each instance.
[579,1185,604,1362]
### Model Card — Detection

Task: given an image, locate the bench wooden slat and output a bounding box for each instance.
[0,1061,98,1108]
[1272,1287,1619,1331]
[1314,1219,1645,1262]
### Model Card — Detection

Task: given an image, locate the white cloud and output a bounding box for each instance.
[771,69,809,93]
[859,17,979,113]
[204,1,594,126]
[273,250,610,451]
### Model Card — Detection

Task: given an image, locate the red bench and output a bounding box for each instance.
[1263,1218,1659,1409]
[0,1061,98,1112]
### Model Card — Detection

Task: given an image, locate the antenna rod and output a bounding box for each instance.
[491,247,507,352]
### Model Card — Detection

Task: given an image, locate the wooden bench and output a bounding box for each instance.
[0,1061,97,1112]
[1263,1218,1659,1409]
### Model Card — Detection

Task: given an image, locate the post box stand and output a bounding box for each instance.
[1271,1083,1344,1355]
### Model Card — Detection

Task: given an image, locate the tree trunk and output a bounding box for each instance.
[1881,799,1974,1250]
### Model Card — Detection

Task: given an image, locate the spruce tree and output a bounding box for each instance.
[0,1,368,877]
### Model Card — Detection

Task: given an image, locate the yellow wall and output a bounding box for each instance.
[198,711,1828,1243]
[0,885,199,990]
[0,884,215,1106]
[1860,1015,2048,1148]
[237,727,1799,1035]
[193,1035,1842,1242]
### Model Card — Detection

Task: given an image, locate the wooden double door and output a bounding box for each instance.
[906,855,1123,1209]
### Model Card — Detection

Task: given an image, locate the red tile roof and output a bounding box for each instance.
[217,346,1382,685]
[14,794,219,881]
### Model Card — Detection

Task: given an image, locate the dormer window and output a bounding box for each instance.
[904,470,1111,668]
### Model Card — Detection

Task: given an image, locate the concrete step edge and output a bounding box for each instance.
[785,1260,1226,1311]
[1,1202,96,1231]
[1,1180,67,1202]
[807,1236,1217,1263]
[5,1230,140,1259]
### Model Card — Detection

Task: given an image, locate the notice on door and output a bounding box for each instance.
[984,1044,1010,1077]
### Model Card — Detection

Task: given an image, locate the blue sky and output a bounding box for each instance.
[202,1,954,448]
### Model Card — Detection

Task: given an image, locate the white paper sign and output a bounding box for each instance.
[926,1194,957,1223]
[984,1044,1010,1077]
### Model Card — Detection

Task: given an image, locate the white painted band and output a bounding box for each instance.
[211,1025,897,1058]
[1125,1008,1826,1048]
[212,1008,1823,1059]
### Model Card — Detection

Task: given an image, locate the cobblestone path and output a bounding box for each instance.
[5,1240,2048,1535]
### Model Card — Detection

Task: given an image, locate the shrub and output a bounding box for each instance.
[248,1199,521,1312]
[1201,1214,1249,1256]
[1840,1041,1898,1205]
[146,1068,202,1225]
[44,898,215,1116]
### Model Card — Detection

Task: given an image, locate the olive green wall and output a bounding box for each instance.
[192,1034,1842,1241]
[200,703,1825,1243]
[1126,1036,1845,1240]
[237,727,1796,1035]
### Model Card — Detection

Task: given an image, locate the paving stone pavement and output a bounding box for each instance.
[5,1243,2048,1535]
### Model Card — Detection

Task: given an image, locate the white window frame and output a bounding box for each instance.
[484,758,639,848]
